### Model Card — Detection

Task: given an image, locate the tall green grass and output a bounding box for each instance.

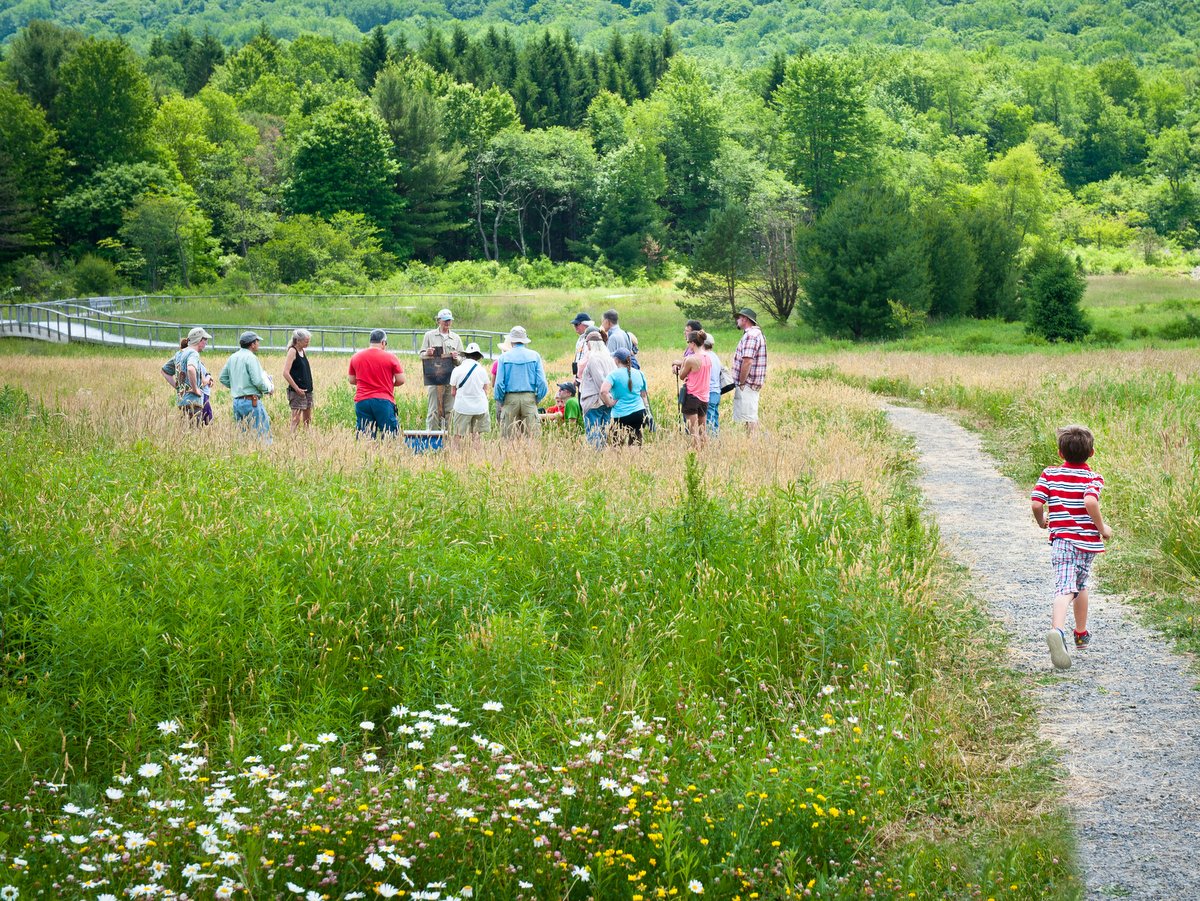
[0,384,1076,898]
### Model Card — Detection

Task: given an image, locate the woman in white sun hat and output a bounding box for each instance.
[449,341,492,448]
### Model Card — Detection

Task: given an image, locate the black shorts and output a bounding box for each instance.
[681,393,708,417]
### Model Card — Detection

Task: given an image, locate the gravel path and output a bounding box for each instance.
[884,403,1200,900]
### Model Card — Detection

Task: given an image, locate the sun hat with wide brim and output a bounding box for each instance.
[736,308,758,325]
[506,326,530,345]
[463,341,482,355]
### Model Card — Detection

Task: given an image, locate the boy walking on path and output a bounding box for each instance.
[1031,425,1113,670]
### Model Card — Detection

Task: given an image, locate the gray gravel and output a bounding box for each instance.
[884,402,1200,900]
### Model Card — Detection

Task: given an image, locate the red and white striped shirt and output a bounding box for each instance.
[1031,463,1105,553]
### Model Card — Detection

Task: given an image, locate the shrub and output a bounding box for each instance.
[1085,325,1123,346]
[1023,244,1090,342]
[1156,314,1200,340]
[71,253,121,297]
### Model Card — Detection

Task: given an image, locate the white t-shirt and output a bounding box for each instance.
[450,360,490,415]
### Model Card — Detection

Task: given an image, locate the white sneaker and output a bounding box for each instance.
[1046,628,1072,671]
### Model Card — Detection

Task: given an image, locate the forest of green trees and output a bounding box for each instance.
[2,5,1198,337]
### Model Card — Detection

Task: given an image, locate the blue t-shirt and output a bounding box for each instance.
[604,367,647,418]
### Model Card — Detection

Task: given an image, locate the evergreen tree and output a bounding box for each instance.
[761,51,787,103]
[6,20,83,117]
[802,180,931,339]
[1024,243,1090,342]
[185,30,225,96]
[0,85,65,263]
[963,202,1023,320]
[373,63,468,260]
[922,201,978,319]
[588,140,667,271]
[359,26,390,92]
[677,202,755,320]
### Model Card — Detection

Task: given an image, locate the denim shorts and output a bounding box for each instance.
[1051,539,1095,596]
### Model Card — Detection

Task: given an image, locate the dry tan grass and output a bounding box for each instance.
[0,347,897,516]
[809,347,1200,392]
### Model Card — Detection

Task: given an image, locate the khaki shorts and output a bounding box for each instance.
[732,385,760,422]
[453,411,490,435]
[287,388,314,411]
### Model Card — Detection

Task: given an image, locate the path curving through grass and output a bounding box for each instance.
[885,402,1200,899]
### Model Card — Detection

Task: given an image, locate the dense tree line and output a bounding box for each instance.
[4,0,1200,68]
[2,17,1199,340]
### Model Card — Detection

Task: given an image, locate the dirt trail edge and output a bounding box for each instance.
[884,403,1200,900]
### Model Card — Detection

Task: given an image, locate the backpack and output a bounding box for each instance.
[173,348,200,397]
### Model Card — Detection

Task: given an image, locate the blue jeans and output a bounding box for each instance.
[232,397,271,439]
[584,407,611,448]
[355,398,398,438]
[707,390,720,435]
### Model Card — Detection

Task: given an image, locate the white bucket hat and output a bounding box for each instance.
[463,342,482,355]
[506,326,530,345]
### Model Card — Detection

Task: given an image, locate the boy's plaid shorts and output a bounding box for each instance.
[1051,538,1096,596]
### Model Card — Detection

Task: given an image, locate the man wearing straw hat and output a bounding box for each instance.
[731,308,767,434]
[492,325,547,438]
[419,308,464,432]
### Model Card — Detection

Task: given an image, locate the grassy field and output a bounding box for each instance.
[0,337,1078,898]
[108,272,1200,361]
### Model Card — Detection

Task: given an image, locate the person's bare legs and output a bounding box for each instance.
[1050,592,1075,630]
[301,405,312,428]
[1073,588,1089,633]
[290,408,303,431]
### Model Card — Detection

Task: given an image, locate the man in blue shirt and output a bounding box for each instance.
[493,325,548,438]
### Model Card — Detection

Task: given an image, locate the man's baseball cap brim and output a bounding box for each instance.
[571,312,592,325]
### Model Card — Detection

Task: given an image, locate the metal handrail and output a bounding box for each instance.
[0,297,510,357]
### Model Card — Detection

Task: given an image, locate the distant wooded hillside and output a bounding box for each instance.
[3,0,1198,65]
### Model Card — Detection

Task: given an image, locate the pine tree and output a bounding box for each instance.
[359,26,390,92]
[803,180,931,339]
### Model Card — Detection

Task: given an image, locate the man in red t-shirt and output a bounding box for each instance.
[348,329,406,437]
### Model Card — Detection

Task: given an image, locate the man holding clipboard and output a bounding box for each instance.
[419,308,464,431]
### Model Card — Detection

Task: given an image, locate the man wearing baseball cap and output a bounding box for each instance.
[218,331,273,438]
[419,308,464,431]
[569,312,593,380]
[161,327,213,423]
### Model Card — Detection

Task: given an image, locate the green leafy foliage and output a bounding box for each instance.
[55,38,157,176]
[283,98,403,245]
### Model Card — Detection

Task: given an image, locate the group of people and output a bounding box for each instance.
[160,303,770,447]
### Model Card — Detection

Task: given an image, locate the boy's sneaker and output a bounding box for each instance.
[1073,630,1091,649]
[1046,628,1072,670]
